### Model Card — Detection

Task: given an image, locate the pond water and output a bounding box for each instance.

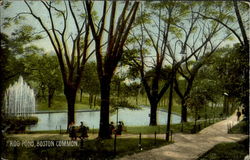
[28,106,181,131]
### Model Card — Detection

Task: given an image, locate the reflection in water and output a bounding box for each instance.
[29,107,181,131]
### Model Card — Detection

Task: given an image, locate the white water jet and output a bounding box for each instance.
[4,76,36,117]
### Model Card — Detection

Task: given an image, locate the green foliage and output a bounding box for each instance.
[3,1,12,9]
[228,120,248,134]
[80,62,100,95]
[22,53,63,104]
[134,11,151,26]
[204,45,247,104]
[36,95,100,111]
[111,99,141,110]
[124,82,141,98]
[201,1,248,39]
[5,116,38,126]
[4,116,38,133]
[2,25,43,56]
[0,29,43,90]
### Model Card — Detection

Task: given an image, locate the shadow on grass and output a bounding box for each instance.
[197,137,249,160]
[3,138,171,160]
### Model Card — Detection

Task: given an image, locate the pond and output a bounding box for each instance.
[28,106,181,131]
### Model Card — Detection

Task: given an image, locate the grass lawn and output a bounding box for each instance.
[3,138,170,160]
[125,119,221,134]
[197,138,249,160]
[36,95,100,111]
[127,96,182,115]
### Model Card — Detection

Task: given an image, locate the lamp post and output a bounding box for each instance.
[223,92,229,117]
[116,107,119,126]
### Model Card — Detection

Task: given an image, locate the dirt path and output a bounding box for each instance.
[117,114,248,160]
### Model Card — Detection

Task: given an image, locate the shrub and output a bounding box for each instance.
[5,116,38,133]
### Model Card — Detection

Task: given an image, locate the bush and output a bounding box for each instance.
[5,116,38,133]
[229,120,248,134]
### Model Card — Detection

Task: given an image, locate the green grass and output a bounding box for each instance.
[36,95,100,111]
[127,96,182,115]
[197,138,249,160]
[3,138,170,160]
[125,119,221,134]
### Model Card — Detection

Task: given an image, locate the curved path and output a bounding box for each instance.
[117,114,248,160]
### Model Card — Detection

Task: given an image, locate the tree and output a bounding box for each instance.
[80,62,100,108]
[0,26,43,111]
[0,33,12,157]
[124,2,187,126]
[232,1,249,121]
[205,46,248,116]
[86,1,139,139]
[23,1,93,127]
[174,41,229,122]
[126,82,141,105]
[186,87,208,133]
[196,1,249,121]
[166,2,234,122]
[0,25,42,156]
[23,54,63,108]
[125,1,226,125]
[196,1,249,53]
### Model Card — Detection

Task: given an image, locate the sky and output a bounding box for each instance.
[1,1,85,53]
[0,1,125,54]
[1,1,248,64]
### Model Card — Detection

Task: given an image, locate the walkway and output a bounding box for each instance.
[117,114,248,160]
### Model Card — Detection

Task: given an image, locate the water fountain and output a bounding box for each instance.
[4,76,36,117]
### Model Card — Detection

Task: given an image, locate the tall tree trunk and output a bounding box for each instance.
[48,88,55,108]
[212,103,215,123]
[234,0,249,131]
[136,95,138,105]
[0,47,7,156]
[89,94,93,108]
[98,78,111,139]
[80,89,83,102]
[164,96,166,107]
[65,86,77,128]
[41,86,47,102]
[149,100,157,126]
[94,95,97,107]
[149,69,160,126]
[233,0,249,53]
[181,99,188,122]
[48,93,52,108]
[166,75,174,141]
[223,95,229,117]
